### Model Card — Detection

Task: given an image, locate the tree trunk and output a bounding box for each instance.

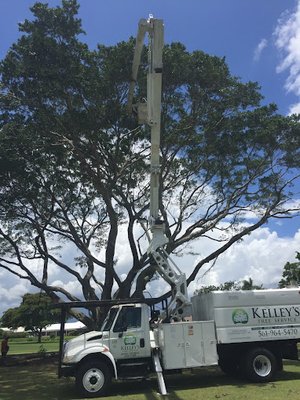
[38,328,42,343]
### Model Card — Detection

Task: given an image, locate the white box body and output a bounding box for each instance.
[191,288,300,344]
[157,321,218,369]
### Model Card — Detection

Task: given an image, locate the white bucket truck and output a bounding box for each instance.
[58,288,300,397]
[55,16,300,397]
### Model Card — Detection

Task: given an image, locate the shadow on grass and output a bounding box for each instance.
[0,360,299,400]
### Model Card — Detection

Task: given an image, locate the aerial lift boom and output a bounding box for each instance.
[128,16,190,320]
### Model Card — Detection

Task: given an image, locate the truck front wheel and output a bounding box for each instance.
[243,347,277,383]
[76,361,112,398]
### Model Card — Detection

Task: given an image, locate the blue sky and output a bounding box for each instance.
[0,0,297,114]
[0,1,299,314]
[0,0,298,113]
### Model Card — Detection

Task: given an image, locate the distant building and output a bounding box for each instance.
[1,326,26,334]
[43,321,86,336]
[1,321,86,336]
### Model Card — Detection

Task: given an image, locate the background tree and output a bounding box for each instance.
[278,252,300,288]
[240,277,263,290]
[195,278,263,294]
[0,293,61,342]
[0,1,299,326]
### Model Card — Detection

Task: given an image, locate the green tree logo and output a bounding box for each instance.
[232,309,249,324]
[124,335,136,345]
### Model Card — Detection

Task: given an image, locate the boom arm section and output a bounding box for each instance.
[128,16,164,225]
[128,16,190,321]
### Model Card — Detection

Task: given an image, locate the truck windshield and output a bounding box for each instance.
[101,308,118,331]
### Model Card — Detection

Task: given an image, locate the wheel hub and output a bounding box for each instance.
[83,368,105,392]
[253,354,271,377]
[89,376,98,385]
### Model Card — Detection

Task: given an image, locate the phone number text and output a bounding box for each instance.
[258,328,298,338]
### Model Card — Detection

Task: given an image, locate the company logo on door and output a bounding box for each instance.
[121,334,139,355]
[124,335,137,345]
[232,309,249,324]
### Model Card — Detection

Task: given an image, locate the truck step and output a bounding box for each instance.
[119,376,147,381]
[119,362,149,368]
[118,361,150,379]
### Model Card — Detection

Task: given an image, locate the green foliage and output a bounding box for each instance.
[0,293,60,342]
[278,252,300,288]
[240,277,264,290]
[0,0,299,326]
[0,308,18,329]
[37,344,47,356]
[195,278,263,294]
[1,331,27,339]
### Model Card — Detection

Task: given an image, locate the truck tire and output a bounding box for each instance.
[76,360,112,398]
[242,347,277,383]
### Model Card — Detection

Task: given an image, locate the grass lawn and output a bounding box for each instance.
[0,359,299,400]
[6,339,299,356]
[7,336,75,355]
[8,340,59,355]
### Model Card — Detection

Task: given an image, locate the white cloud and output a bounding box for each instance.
[0,279,31,316]
[288,101,300,115]
[51,279,83,299]
[189,227,300,293]
[253,38,268,62]
[275,1,300,110]
[144,226,300,299]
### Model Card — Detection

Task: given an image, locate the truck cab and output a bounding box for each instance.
[100,303,151,360]
[61,303,153,397]
[59,299,219,398]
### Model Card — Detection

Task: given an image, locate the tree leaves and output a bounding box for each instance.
[278,252,300,288]
[0,1,299,323]
[0,292,61,342]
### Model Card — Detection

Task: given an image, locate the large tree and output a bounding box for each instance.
[0,1,300,326]
[0,293,60,342]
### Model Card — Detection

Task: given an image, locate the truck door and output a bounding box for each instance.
[109,305,151,360]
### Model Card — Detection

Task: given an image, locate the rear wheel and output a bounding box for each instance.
[76,361,111,398]
[242,347,277,383]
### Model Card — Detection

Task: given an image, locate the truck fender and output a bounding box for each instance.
[75,345,118,379]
